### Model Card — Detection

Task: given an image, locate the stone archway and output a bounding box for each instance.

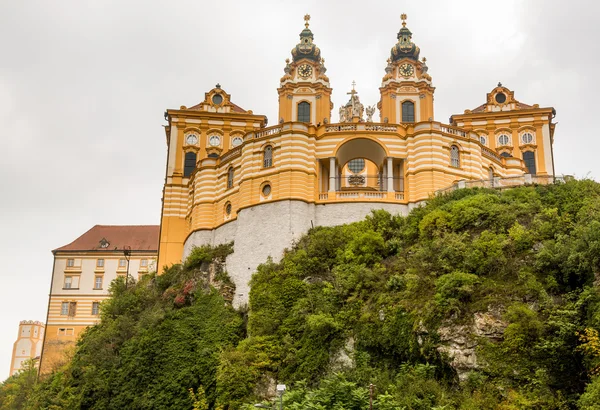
[327,138,395,193]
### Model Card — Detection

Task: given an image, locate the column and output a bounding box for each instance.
[387,157,394,193]
[329,157,336,193]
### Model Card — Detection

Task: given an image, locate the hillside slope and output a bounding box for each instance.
[3,180,600,409]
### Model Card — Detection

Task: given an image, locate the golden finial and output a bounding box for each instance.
[422,57,427,62]
[285,58,290,64]
[401,13,407,27]
[304,14,311,28]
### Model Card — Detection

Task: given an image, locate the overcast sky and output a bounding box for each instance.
[0,0,598,379]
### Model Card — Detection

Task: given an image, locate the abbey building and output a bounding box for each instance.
[158,15,557,305]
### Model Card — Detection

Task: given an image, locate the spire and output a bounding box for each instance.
[291,14,321,62]
[390,13,420,62]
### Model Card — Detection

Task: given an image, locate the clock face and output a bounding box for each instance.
[186,134,198,145]
[399,63,414,77]
[298,64,313,79]
[209,135,221,147]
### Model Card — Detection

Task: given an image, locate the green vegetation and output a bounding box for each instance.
[3,180,600,409]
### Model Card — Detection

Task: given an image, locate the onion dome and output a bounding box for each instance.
[390,14,420,62]
[291,14,321,62]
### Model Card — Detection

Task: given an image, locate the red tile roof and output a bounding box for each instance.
[471,101,534,114]
[53,225,159,253]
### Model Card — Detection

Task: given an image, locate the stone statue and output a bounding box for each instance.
[366,105,376,122]
[339,106,347,123]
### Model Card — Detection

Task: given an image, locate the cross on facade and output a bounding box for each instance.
[304,14,310,28]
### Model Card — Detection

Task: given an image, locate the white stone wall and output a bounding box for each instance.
[184,200,410,306]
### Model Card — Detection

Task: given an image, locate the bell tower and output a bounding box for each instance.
[278,15,332,126]
[378,14,435,124]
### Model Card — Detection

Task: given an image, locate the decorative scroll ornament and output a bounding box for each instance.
[348,174,366,185]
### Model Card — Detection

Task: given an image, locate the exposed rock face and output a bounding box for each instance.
[330,337,355,371]
[437,309,506,380]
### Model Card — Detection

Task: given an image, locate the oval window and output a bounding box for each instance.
[212,94,223,105]
[262,184,271,197]
[232,136,243,147]
[348,158,365,174]
[495,93,507,104]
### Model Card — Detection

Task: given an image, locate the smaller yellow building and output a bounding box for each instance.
[39,225,159,374]
[9,321,45,376]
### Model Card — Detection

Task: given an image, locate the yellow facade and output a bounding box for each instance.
[158,15,557,282]
[39,225,158,374]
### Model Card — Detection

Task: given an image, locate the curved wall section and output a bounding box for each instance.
[184,200,410,306]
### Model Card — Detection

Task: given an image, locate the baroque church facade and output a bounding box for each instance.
[158,15,557,305]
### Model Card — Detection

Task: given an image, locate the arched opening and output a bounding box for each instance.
[321,138,402,196]
[184,152,197,177]
[297,101,310,123]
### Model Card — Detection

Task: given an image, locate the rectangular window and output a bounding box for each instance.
[68,302,77,317]
[58,328,74,336]
[94,276,103,289]
[523,151,537,175]
[67,259,74,267]
[140,259,148,267]
[60,302,69,315]
[64,276,72,289]
[96,259,105,268]
[119,258,127,268]
[297,102,310,123]
[92,302,100,315]
[401,101,415,122]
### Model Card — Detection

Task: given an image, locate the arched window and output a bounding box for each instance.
[521,132,534,144]
[402,101,415,122]
[263,146,273,168]
[523,151,536,175]
[227,167,234,189]
[500,152,511,158]
[297,102,310,123]
[184,152,197,177]
[498,134,510,146]
[450,145,460,168]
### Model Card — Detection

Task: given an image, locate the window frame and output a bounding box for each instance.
[523,151,537,175]
[60,302,69,316]
[92,302,100,316]
[67,258,75,267]
[64,276,72,289]
[94,276,103,289]
[263,145,273,168]
[498,134,510,146]
[297,101,311,123]
[227,167,234,189]
[401,100,415,123]
[96,258,104,268]
[183,151,197,178]
[450,145,460,168]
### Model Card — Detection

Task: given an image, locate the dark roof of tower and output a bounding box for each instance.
[390,14,420,62]
[291,15,321,62]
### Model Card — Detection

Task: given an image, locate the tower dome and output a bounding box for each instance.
[291,14,321,62]
[390,14,420,62]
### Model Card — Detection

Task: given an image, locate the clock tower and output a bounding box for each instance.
[278,15,332,125]
[378,14,435,124]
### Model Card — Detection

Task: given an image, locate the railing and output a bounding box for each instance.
[220,146,242,163]
[365,124,398,132]
[435,175,568,195]
[319,193,329,200]
[395,193,404,200]
[254,126,282,139]
[325,124,357,132]
[481,147,502,162]
[440,125,467,137]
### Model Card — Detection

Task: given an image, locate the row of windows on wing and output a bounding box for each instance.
[185,134,245,148]
[448,145,536,174]
[184,145,274,179]
[479,132,535,147]
[66,258,149,269]
[60,301,100,317]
